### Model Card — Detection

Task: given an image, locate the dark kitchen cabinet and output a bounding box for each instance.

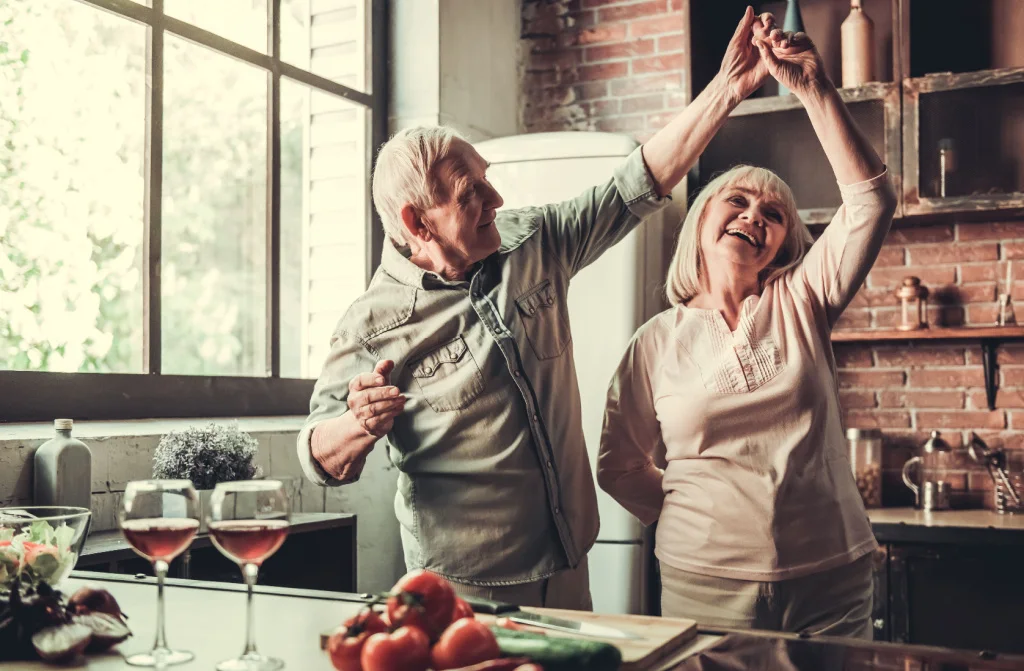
[872,541,1024,653]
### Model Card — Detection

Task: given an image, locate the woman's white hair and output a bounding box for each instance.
[666,165,813,306]
[371,126,466,245]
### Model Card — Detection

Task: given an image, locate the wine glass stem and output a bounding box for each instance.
[242,562,259,656]
[153,559,170,652]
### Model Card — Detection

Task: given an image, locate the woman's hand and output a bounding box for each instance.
[754,27,831,99]
[716,6,776,107]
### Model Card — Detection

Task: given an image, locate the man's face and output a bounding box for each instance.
[420,139,504,266]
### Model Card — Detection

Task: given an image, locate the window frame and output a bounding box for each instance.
[0,0,388,422]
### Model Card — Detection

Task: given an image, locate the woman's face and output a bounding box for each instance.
[699,183,788,276]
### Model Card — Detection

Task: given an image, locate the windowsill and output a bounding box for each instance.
[0,416,306,441]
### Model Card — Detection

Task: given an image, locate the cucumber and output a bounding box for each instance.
[490,626,622,671]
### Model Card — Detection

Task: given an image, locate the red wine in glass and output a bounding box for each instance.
[209,519,288,565]
[121,518,200,562]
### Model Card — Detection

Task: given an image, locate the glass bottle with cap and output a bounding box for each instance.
[901,430,952,510]
[847,428,883,507]
[33,418,93,510]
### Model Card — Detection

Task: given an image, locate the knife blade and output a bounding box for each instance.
[460,596,643,641]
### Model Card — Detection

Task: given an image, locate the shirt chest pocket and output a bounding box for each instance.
[410,335,485,412]
[515,280,571,361]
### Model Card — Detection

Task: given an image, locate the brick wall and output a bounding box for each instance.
[520,1,1024,511]
[520,0,688,142]
[837,221,1024,510]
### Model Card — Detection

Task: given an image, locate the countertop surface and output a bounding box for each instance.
[868,507,1024,545]
[6,572,1023,670]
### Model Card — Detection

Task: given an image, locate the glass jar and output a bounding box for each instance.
[847,428,883,507]
[996,450,1024,514]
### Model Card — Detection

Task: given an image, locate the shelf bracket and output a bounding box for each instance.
[982,339,999,411]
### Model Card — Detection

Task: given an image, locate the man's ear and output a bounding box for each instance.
[400,204,431,243]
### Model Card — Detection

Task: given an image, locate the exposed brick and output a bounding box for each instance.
[834,345,874,367]
[669,0,685,9]
[581,0,625,8]
[849,286,900,308]
[587,98,620,116]
[907,243,999,265]
[1008,411,1024,429]
[957,221,1024,241]
[969,470,996,491]
[960,262,1008,283]
[630,14,686,38]
[917,411,1006,430]
[598,0,668,22]
[579,61,629,81]
[879,391,965,409]
[873,307,962,329]
[594,114,646,132]
[968,389,1024,409]
[529,48,584,71]
[1003,242,1024,260]
[844,410,912,429]
[632,52,686,74]
[575,80,609,100]
[835,309,872,330]
[610,74,682,98]
[966,304,1001,325]
[875,347,965,367]
[867,266,955,289]
[569,10,598,29]
[838,370,906,388]
[667,91,687,108]
[909,368,985,388]
[1002,366,1024,387]
[997,344,1024,365]
[657,33,687,51]
[886,225,954,245]
[576,23,629,45]
[873,246,906,267]
[883,430,964,450]
[621,93,665,113]
[585,39,654,62]
[840,390,877,409]
[956,283,997,303]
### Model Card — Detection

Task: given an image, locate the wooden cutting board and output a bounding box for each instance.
[320,607,697,671]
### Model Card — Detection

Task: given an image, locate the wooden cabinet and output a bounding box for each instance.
[687,0,1024,225]
[873,542,1024,653]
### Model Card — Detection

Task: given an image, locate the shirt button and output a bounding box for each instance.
[532,413,539,421]
[554,506,561,514]
[546,460,553,468]
[513,370,521,377]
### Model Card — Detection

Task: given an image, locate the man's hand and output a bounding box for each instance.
[348,359,406,438]
[717,6,775,106]
[754,24,830,100]
[311,360,406,484]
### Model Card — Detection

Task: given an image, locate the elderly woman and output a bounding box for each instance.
[597,24,897,636]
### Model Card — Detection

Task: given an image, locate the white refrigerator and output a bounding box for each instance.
[475,132,684,615]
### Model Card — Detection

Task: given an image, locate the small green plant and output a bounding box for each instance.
[152,423,260,490]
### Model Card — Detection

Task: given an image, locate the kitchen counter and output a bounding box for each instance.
[868,507,1024,545]
[6,572,1022,670]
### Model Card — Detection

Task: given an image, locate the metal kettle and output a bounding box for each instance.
[902,430,952,511]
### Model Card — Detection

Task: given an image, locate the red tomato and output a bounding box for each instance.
[361,626,431,671]
[451,596,474,622]
[387,569,455,639]
[326,610,389,671]
[429,617,500,670]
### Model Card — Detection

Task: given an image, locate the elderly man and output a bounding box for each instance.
[298,8,774,609]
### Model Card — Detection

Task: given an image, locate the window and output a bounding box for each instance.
[0,0,386,420]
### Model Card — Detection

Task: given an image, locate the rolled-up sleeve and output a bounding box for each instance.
[533,145,672,278]
[296,328,379,486]
[793,168,898,327]
[598,325,667,527]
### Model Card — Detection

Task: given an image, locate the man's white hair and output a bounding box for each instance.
[371,126,466,245]
[666,165,813,305]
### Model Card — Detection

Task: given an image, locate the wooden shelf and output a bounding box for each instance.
[832,326,1024,342]
[731,82,898,118]
[832,326,1024,410]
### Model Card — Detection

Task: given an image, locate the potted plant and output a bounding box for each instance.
[151,423,262,522]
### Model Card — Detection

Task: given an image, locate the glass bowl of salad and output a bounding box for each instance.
[0,507,92,590]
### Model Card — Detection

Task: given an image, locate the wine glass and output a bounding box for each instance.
[208,480,290,671]
[119,479,200,667]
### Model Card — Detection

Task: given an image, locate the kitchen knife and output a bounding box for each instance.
[461,596,643,641]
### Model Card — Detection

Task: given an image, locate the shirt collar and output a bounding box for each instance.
[381,238,474,289]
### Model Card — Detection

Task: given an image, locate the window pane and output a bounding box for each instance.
[0,0,146,373]
[281,0,370,94]
[162,36,268,376]
[280,78,368,379]
[165,0,268,53]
